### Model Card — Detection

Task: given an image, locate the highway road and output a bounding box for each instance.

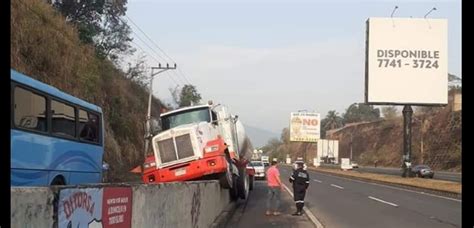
[320,164,461,183]
[226,180,315,228]
[280,165,461,228]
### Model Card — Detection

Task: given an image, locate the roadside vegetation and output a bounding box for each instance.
[11,0,201,181]
[263,76,461,172]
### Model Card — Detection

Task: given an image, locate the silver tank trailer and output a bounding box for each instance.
[235,119,254,161]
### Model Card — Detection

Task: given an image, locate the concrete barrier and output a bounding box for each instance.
[11,187,56,228]
[132,181,230,228]
[11,180,231,228]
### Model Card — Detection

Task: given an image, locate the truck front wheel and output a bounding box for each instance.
[219,156,233,189]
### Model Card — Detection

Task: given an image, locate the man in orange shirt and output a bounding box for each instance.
[265,160,283,216]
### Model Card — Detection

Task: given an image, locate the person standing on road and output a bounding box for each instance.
[289,161,310,216]
[266,160,283,216]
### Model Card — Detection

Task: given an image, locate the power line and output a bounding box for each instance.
[119,16,189,85]
[165,71,181,87]
[113,5,192,85]
[109,5,196,92]
[130,40,179,87]
[113,14,186,85]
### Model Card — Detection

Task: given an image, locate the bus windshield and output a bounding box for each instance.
[161,107,211,131]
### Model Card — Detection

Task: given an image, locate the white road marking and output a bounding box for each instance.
[282,184,324,228]
[368,196,399,207]
[313,179,322,183]
[330,184,344,189]
[308,170,461,202]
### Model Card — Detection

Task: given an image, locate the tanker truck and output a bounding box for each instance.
[142,102,255,200]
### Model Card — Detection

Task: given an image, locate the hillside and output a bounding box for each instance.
[328,106,461,172]
[244,124,279,148]
[268,96,461,172]
[11,0,164,181]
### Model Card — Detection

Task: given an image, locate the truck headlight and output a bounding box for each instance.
[144,162,156,169]
[204,145,219,153]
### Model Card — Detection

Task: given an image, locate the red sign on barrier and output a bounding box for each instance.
[102,187,132,228]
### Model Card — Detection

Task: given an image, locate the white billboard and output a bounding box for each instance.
[365,17,448,105]
[290,112,320,142]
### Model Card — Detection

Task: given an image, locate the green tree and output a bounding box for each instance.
[448,73,462,91]
[280,128,290,144]
[261,138,282,156]
[125,52,147,85]
[321,110,344,138]
[381,106,398,119]
[324,110,344,130]
[170,84,202,108]
[343,103,380,124]
[320,118,329,138]
[53,0,133,62]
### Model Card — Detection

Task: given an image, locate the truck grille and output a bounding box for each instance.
[157,138,177,163]
[175,134,194,159]
[157,134,195,164]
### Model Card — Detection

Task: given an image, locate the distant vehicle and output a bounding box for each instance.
[11,69,105,186]
[412,165,434,178]
[351,162,359,168]
[248,161,265,179]
[261,155,270,167]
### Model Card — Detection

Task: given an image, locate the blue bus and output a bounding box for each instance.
[11,69,105,186]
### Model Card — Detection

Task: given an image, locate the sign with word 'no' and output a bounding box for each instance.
[290,112,320,142]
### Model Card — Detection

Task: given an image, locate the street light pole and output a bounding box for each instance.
[142,64,177,177]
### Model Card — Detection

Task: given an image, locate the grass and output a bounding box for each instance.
[306,166,461,194]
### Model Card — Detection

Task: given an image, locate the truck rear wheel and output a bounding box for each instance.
[249,175,254,191]
[237,167,249,199]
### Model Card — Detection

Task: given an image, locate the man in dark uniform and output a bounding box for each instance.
[289,161,310,216]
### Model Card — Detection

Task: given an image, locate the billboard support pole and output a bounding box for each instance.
[402,105,413,178]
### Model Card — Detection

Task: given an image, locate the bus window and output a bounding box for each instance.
[11,69,105,186]
[14,87,47,132]
[51,100,76,138]
[79,109,99,143]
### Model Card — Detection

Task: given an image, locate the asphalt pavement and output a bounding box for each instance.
[279,165,462,228]
[320,164,461,182]
[226,180,316,228]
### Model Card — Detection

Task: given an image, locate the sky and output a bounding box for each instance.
[124,0,461,134]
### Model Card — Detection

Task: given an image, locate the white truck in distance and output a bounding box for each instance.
[261,155,270,167]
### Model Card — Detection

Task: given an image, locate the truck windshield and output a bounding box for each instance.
[161,107,211,131]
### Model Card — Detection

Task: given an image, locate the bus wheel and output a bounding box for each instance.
[51,176,65,186]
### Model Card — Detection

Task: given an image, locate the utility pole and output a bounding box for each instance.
[350,132,353,161]
[142,63,177,177]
